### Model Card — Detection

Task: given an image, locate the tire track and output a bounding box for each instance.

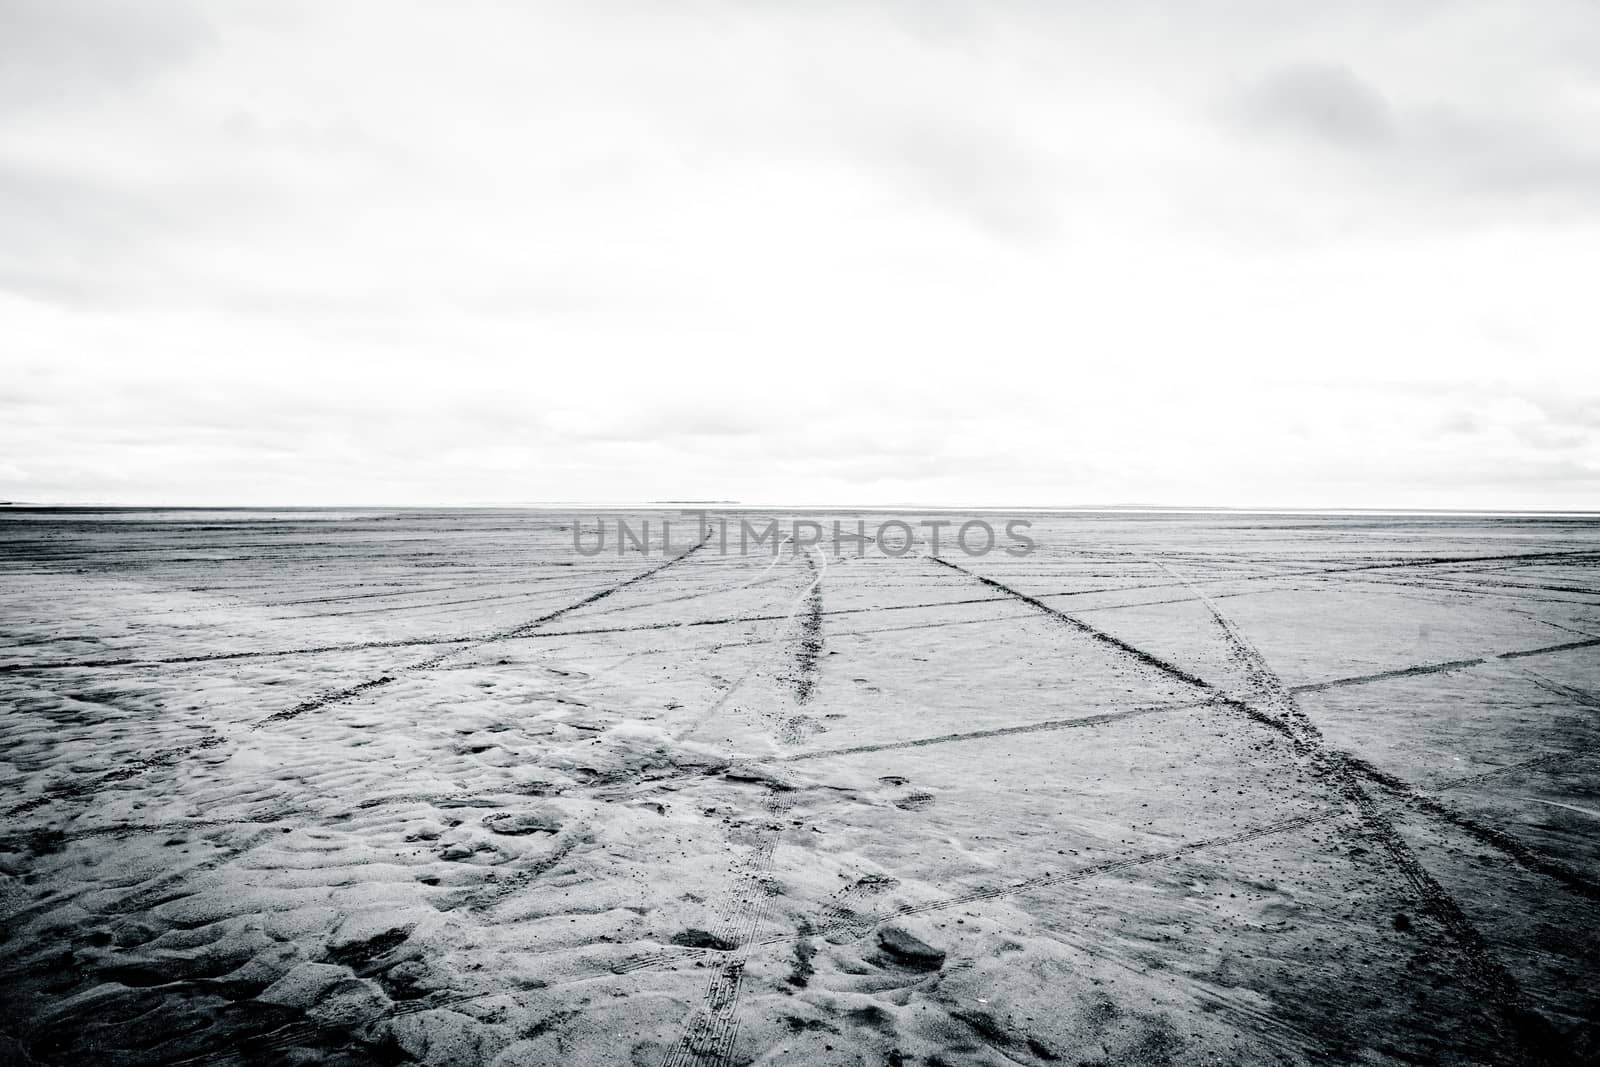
[1291,639,1600,694]
[1340,754,1600,902]
[780,698,1220,762]
[0,548,706,675]
[1498,637,1600,661]
[1291,659,1487,693]
[526,595,1012,641]
[12,598,1592,678]
[1165,567,1574,1063]
[283,578,620,619]
[0,588,1216,672]
[1523,672,1600,711]
[810,872,900,943]
[539,571,792,629]
[929,558,1212,690]
[658,791,794,1067]
[259,540,708,724]
[1352,573,1600,609]
[670,543,813,743]
[1430,751,1594,793]
[14,716,1590,863]
[788,551,824,705]
[652,551,1244,1067]
[2,544,707,818]
[561,534,801,628]
[0,636,478,674]
[812,810,1342,935]
[656,554,824,1067]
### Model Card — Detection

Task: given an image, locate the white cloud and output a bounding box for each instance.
[1,0,1597,507]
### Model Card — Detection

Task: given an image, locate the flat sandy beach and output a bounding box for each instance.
[1,509,1597,1065]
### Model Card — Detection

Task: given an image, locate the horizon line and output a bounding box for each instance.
[3,502,1598,518]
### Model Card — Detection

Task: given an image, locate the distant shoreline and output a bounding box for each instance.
[3,503,1598,518]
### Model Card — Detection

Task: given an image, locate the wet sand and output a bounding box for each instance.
[1,508,1597,1065]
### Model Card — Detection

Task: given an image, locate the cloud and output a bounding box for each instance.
[1236,63,1393,147]
[0,0,214,113]
[1231,59,1600,219]
[1413,106,1600,206]
[836,110,1064,241]
[0,157,192,305]
[2,2,1598,507]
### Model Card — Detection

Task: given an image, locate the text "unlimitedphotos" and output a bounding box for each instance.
[570,514,1037,558]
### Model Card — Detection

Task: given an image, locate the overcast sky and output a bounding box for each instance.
[3,1,1597,508]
